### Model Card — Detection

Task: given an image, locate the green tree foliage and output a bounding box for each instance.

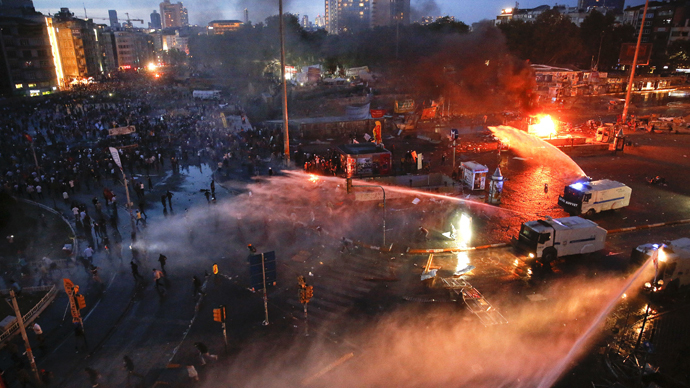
[667,39,690,69]
[499,8,636,70]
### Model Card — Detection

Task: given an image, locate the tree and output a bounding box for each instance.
[667,39,690,69]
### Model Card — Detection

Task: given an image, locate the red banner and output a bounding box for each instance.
[370,109,386,118]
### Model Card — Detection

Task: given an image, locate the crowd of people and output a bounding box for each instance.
[0,76,290,385]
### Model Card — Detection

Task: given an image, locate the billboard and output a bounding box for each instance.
[108,125,136,136]
[619,43,653,66]
[394,99,415,114]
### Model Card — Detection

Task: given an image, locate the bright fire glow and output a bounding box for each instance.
[456,252,470,273]
[308,174,319,183]
[147,63,157,71]
[529,115,557,138]
[658,248,667,262]
[45,17,64,88]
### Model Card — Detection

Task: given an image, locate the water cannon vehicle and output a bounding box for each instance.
[632,238,690,293]
[558,179,631,216]
[512,216,607,265]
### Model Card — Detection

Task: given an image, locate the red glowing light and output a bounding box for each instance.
[529,115,557,138]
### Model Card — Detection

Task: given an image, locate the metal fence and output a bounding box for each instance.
[0,285,57,343]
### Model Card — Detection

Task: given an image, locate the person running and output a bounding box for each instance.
[158,254,167,273]
[192,275,203,297]
[131,261,143,281]
[153,268,164,290]
[166,190,173,209]
[123,355,144,385]
[194,342,218,365]
[84,367,100,387]
[83,246,94,264]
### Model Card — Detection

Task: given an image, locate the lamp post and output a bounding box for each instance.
[279,0,290,166]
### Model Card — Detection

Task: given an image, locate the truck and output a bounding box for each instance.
[558,179,631,216]
[192,90,221,100]
[632,238,690,293]
[512,216,607,263]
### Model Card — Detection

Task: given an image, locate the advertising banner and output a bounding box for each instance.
[370,109,386,118]
[394,99,415,114]
[108,125,136,136]
[619,43,653,66]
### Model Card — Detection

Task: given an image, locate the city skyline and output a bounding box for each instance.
[33,0,648,28]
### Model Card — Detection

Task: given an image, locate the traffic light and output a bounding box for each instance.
[212,263,219,275]
[76,294,86,309]
[346,178,353,194]
[213,305,226,322]
[300,285,314,304]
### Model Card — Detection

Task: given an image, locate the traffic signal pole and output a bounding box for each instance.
[261,253,269,326]
[9,290,41,382]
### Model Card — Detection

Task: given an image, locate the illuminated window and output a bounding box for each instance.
[15,83,23,89]
[28,83,36,87]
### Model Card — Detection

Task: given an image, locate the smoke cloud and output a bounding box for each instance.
[234,0,293,25]
[195,274,651,388]
[410,0,441,23]
[129,170,652,388]
[400,22,537,114]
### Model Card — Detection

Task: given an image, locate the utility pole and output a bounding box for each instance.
[261,253,269,325]
[298,276,313,336]
[622,0,650,125]
[213,305,228,352]
[279,0,290,166]
[9,290,41,382]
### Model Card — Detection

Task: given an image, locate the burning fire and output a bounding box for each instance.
[529,115,557,138]
[308,174,319,183]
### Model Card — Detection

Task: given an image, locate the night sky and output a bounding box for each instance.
[33,0,648,28]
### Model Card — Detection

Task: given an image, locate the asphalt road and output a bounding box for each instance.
[4,104,690,388]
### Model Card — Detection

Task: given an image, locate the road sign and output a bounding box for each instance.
[108,147,122,169]
[451,128,459,140]
[63,278,74,294]
[248,251,277,290]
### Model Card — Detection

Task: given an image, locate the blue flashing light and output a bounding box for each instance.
[570,182,584,191]
[652,244,659,248]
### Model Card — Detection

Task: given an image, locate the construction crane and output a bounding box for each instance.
[90,13,144,25]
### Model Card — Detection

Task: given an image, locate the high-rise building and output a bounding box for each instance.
[244,8,248,24]
[372,0,409,27]
[326,0,408,33]
[180,6,188,26]
[113,30,154,67]
[150,10,162,29]
[302,15,308,28]
[326,0,372,34]
[108,9,119,27]
[0,15,57,96]
[49,8,102,80]
[578,0,625,13]
[159,0,185,28]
